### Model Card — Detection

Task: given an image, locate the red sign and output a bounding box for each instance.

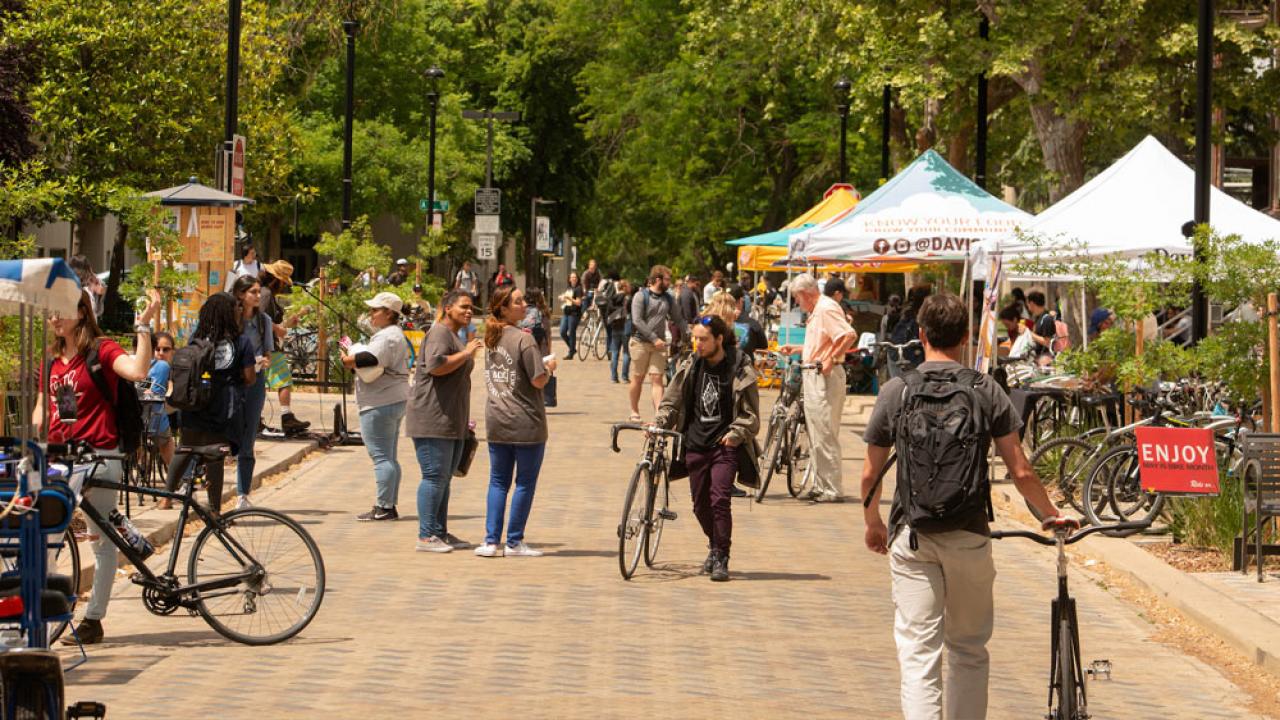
[230,135,246,197]
[824,182,858,199]
[1134,427,1220,494]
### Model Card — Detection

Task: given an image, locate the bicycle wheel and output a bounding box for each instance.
[1080,446,1125,526]
[786,418,811,498]
[1027,438,1096,515]
[755,411,785,503]
[592,322,608,360]
[617,464,649,580]
[643,469,668,567]
[1104,445,1164,524]
[1055,617,1079,720]
[48,528,81,644]
[187,507,325,645]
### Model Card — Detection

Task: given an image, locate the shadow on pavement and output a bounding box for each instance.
[93,630,354,649]
[545,549,614,558]
[733,571,831,582]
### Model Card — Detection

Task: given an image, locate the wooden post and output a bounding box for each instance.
[318,266,328,385]
[415,261,422,287]
[1269,293,1279,432]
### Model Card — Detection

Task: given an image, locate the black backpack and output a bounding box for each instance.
[167,337,218,412]
[894,368,993,547]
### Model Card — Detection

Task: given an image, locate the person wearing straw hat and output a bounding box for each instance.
[259,260,311,436]
[343,292,411,522]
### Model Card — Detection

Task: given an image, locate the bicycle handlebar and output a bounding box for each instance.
[870,339,922,351]
[990,520,1151,545]
[610,423,683,453]
[46,440,126,463]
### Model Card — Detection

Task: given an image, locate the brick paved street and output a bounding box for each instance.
[62,351,1266,718]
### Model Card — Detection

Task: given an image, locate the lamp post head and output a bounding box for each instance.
[834,77,852,115]
[425,65,444,101]
[342,19,359,35]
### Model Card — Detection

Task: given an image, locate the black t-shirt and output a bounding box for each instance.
[1033,311,1056,356]
[685,353,735,453]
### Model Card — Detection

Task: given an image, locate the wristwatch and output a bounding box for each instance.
[135,323,153,334]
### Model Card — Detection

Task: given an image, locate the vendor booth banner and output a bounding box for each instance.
[790,149,1031,264]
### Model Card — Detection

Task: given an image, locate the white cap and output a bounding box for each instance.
[396,258,408,265]
[364,291,404,314]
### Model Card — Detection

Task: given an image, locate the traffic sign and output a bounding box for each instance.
[475,214,500,234]
[475,188,501,215]
[419,198,450,213]
[473,231,499,260]
[231,135,246,197]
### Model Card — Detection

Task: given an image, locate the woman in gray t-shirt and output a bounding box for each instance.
[476,286,557,558]
[406,290,483,553]
[342,291,410,521]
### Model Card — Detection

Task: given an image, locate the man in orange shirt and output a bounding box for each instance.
[778,272,856,502]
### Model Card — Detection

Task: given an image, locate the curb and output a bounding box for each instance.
[72,439,321,594]
[996,487,1280,680]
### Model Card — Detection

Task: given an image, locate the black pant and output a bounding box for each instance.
[171,428,228,513]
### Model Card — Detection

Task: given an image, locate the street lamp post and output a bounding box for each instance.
[530,197,556,291]
[425,66,444,237]
[341,20,358,231]
[222,0,243,192]
[834,78,852,184]
[1191,0,1213,342]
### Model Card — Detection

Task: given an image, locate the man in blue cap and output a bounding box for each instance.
[1088,307,1115,342]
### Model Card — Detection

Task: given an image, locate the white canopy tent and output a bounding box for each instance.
[982,135,1280,275]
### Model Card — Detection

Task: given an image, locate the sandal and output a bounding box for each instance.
[628,413,643,423]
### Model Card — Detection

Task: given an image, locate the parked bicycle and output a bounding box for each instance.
[611,423,682,580]
[755,353,817,502]
[991,517,1150,720]
[578,304,607,361]
[50,441,326,645]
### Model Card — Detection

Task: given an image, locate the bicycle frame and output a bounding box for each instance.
[77,460,263,602]
[1048,532,1086,717]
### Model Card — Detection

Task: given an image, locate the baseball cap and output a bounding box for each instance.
[396,258,408,265]
[365,291,404,314]
[1089,308,1114,335]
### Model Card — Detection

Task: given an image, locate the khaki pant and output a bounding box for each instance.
[890,529,996,720]
[801,365,844,497]
[628,338,667,377]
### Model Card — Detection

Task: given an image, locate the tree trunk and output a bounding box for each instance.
[762,141,798,231]
[1027,100,1087,202]
[268,215,283,261]
[101,220,128,330]
[947,124,972,176]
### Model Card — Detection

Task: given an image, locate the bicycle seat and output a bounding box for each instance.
[0,587,72,620]
[176,444,232,460]
[0,573,74,597]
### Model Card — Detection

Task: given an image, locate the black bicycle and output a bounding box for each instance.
[53,441,325,645]
[756,355,817,502]
[611,423,682,580]
[990,518,1149,720]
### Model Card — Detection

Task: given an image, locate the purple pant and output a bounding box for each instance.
[685,445,737,556]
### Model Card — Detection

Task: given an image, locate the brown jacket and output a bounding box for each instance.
[655,348,762,485]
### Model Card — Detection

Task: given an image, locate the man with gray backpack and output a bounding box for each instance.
[859,292,1064,720]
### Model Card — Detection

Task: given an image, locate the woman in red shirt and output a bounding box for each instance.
[34,289,161,645]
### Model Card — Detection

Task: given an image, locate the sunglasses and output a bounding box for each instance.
[698,316,714,326]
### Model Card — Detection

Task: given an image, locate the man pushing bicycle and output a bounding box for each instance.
[654,315,760,582]
[859,292,1065,720]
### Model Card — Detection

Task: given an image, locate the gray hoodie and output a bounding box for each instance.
[630,286,673,343]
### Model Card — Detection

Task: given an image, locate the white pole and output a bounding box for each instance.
[1081,285,1089,350]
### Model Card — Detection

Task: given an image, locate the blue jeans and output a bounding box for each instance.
[360,401,406,508]
[608,325,630,381]
[560,313,580,355]
[414,437,465,540]
[485,443,546,546]
[237,372,266,496]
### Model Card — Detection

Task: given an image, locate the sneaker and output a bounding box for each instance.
[729,485,748,498]
[356,506,397,522]
[505,542,543,557]
[710,553,730,582]
[442,532,471,550]
[701,550,715,575]
[236,495,252,511]
[415,536,453,553]
[61,618,103,646]
[474,543,505,558]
